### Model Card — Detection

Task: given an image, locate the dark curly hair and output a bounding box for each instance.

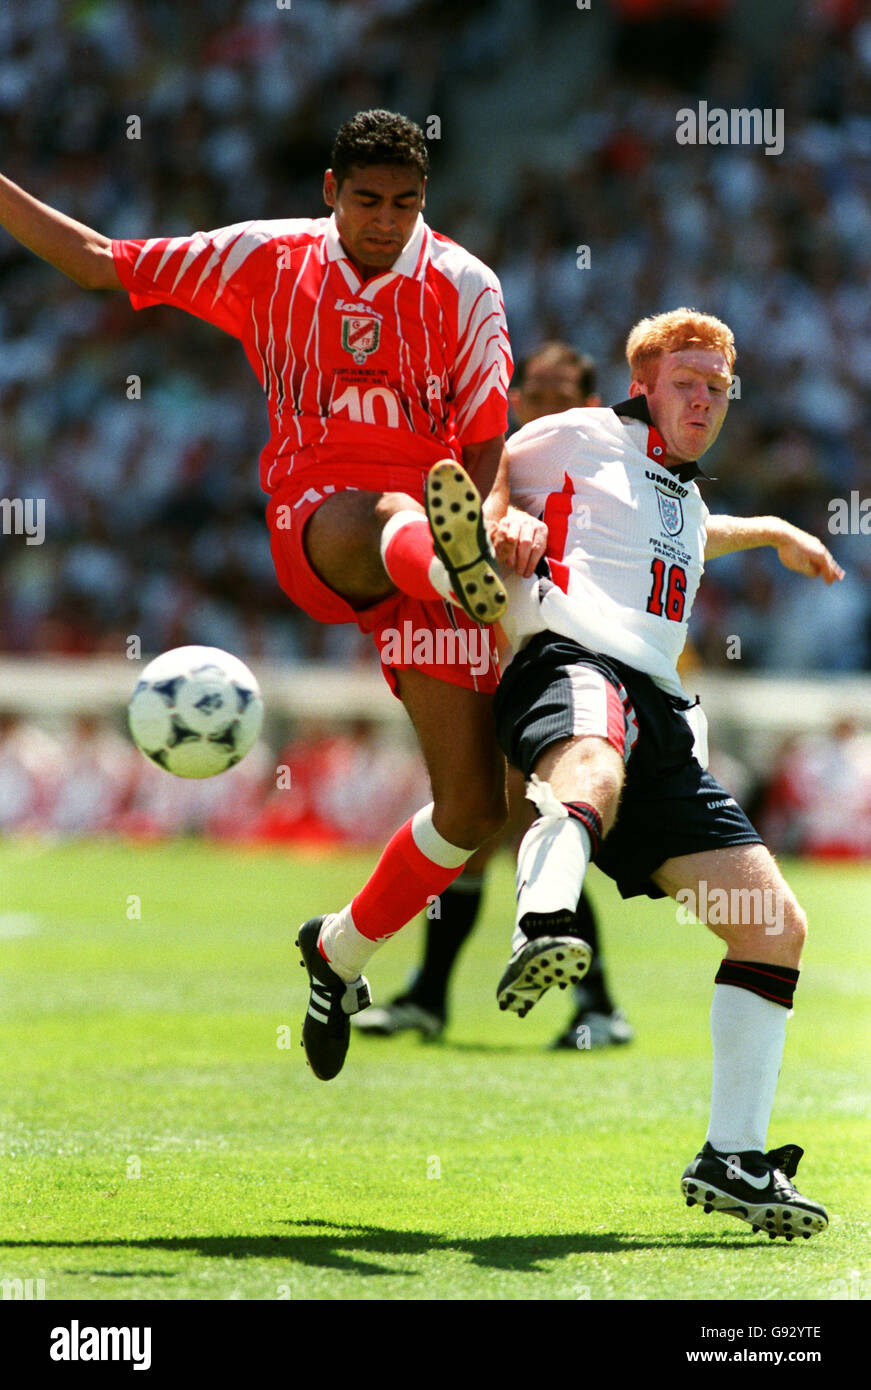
[331,110,429,189]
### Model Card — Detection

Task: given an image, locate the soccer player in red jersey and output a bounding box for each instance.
[0,110,545,1079]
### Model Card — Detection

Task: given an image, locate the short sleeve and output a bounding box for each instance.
[507,415,583,512]
[451,263,512,445]
[112,221,275,339]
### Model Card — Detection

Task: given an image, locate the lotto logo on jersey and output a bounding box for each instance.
[655,487,684,536]
[342,314,381,364]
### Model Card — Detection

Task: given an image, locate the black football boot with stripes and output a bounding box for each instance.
[296,917,371,1080]
[425,460,507,624]
[681,1142,828,1240]
[496,909,592,1019]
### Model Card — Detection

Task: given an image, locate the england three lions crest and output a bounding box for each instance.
[655,486,684,536]
[342,314,381,364]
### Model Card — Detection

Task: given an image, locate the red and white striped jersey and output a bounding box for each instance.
[501,400,710,697]
[112,214,512,494]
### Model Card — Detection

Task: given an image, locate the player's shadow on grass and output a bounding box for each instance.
[71,1269,178,1279]
[407,1041,542,1055]
[4,1225,754,1277]
[355,1038,572,1056]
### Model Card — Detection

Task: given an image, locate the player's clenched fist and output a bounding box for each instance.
[489,507,547,578]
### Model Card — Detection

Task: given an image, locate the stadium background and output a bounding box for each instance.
[1,0,870,850]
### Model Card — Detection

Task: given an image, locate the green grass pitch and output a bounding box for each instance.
[1,839,868,1302]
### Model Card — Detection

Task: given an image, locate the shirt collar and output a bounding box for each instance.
[324,213,427,280]
[611,395,714,483]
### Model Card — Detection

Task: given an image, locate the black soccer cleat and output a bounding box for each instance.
[296,917,371,1080]
[425,460,507,624]
[496,913,592,1019]
[681,1141,828,1241]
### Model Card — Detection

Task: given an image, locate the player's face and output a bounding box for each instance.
[509,364,599,424]
[633,349,731,463]
[323,164,425,277]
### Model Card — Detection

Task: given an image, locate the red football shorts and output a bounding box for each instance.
[266,464,499,697]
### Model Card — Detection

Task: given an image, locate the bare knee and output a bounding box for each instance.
[533,736,623,833]
[718,893,807,966]
[374,491,424,527]
[774,899,807,957]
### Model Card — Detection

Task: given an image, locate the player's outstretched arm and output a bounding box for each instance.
[0,173,121,289]
[705,514,844,583]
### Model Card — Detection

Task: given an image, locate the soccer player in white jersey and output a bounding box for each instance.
[489,308,843,1239]
[356,343,635,1050]
[0,110,546,1081]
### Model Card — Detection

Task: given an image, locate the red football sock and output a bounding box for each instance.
[380,510,450,602]
[351,811,468,941]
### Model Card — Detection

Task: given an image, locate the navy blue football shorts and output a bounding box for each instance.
[493,632,763,901]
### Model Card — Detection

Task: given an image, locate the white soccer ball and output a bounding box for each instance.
[127,645,264,779]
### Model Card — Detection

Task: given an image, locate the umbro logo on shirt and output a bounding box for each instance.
[645,469,688,498]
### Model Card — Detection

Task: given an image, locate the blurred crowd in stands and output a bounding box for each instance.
[3,708,871,857]
[0,0,866,689]
[1,0,871,677]
[0,712,428,843]
[0,2,866,856]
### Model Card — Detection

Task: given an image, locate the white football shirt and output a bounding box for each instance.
[502,399,710,697]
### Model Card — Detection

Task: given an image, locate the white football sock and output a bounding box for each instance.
[513,778,591,952]
[706,983,788,1153]
[318,905,374,983]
